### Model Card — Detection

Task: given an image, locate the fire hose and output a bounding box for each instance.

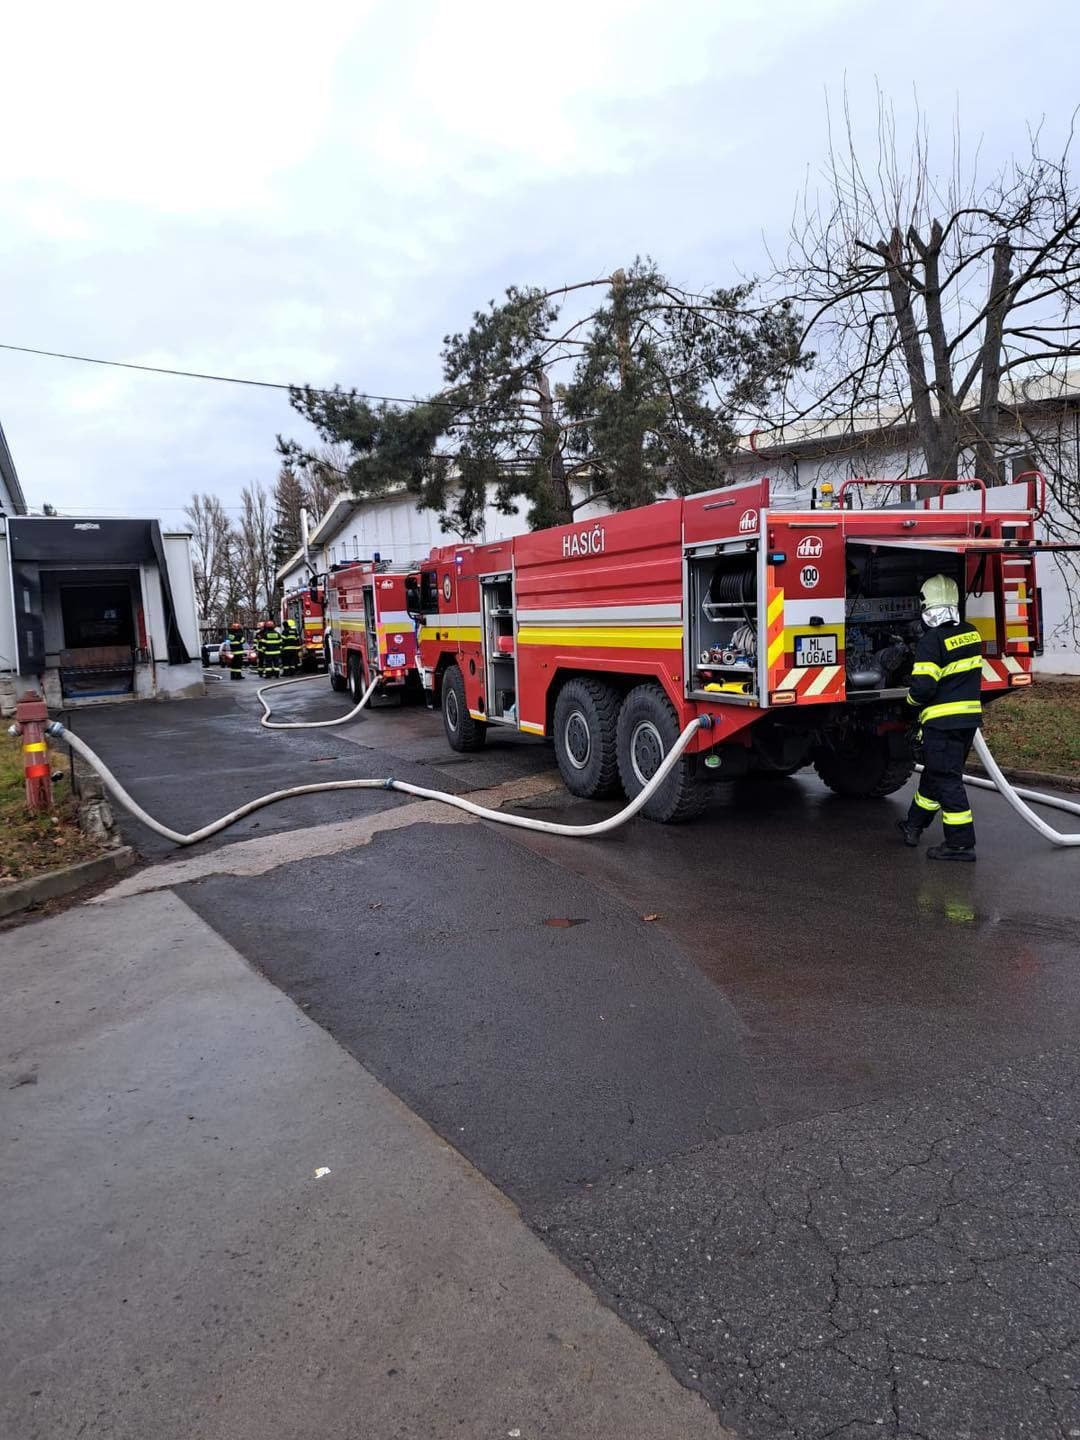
[44,712,712,847]
[255,672,379,730]
[39,683,1080,849]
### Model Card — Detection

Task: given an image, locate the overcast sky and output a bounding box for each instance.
[2,0,1079,525]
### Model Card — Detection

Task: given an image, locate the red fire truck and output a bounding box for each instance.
[280,576,327,671]
[325,560,422,702]
[414,476,1044,821]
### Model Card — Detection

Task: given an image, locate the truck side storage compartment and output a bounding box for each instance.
[686,543,759,702]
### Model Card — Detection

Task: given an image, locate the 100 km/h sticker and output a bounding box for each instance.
[794,633,838,667]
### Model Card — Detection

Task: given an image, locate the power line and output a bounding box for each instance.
[0,339,565,435]
[0,340,460,409]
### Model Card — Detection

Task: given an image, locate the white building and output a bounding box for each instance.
[725,375,1080,674]
[0,421,204,711]
[276,484,609,594]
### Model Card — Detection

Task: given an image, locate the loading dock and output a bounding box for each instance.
[1,516,203,712]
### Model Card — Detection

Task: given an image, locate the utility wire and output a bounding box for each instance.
[0,340,462,409]
[0,339,564,435]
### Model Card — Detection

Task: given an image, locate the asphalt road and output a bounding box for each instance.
[67,680,1080,1438]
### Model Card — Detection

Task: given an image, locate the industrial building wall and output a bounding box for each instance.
[156,532,203,698]
[728,445,1080,677]
[161,532,201,656]
[0,522,19,694]
[316,486,610,572]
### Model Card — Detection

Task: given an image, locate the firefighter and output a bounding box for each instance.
[281,618,301,674]
[896,574,983,861]
[227,621,246,681]
[261,617,283,678]
[254,618,270,678]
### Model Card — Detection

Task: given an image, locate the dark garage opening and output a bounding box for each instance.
[58,580,137,698]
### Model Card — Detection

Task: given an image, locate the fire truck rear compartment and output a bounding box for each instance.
[843,542,964,696]
[687,549,759,701]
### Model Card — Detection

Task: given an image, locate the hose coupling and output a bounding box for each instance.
[45,720,67,738]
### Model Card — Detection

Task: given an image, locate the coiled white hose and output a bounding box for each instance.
[47,717,707,847]
[256,671,380,729]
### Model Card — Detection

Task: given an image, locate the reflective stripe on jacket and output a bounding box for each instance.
[905,622,983,730]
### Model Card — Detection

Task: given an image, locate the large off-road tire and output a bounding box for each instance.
[328,640,348,692]
[442,664,486,752]
[812,732,914,798]
[348,652,368,705]
[616,683,706,823]
[553,678,621,798]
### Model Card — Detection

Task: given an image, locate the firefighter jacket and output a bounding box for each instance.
[261,625,282,656]
[905,620,983,730]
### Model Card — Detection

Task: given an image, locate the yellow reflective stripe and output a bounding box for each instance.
[517,625,682,651]
[23,740,47,752]
[423,625,482,643]
[919,700,983,723]
[943,630,982,652]
[913,790,940,812]
[911,660,941,680]
[940,655,983,678]
[905,693,921,707]
[767,632,785,667]
[943,809,974,826]
[767,591,784,625]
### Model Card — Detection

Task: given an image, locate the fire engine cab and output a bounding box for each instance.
[280,575,326,672]
[412,476,1043,822]
[325,560,422,703]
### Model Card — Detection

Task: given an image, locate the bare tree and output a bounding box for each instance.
[183,492,233,628]
[221,530,246,630]
[234,483,277,624]
[305,445,348,523]
[777,95,1080,492]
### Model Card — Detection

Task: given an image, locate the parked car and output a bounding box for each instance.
[219,643,257,668]
[202,642,224,668]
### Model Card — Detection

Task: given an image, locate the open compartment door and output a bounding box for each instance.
[684,540,760,703]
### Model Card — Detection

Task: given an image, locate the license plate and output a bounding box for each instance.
[385,652,407,667]
[794,633,837,667]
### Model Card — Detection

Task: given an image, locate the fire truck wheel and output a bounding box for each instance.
[442,664,486,752]
[348,653,369,705]
[616,684,706,824]
[553,679,621,798]
[328,641,348,692]
[812,732,914,798]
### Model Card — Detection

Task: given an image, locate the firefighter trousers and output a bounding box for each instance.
[908,727,977,850]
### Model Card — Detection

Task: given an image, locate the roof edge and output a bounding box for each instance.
[0,418,28,515]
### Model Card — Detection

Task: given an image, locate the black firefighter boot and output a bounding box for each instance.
[927,843,976,862]
[896,817,924,848]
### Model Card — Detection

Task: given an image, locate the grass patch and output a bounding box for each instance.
[982,680,1080,778]
[0,736,109,883]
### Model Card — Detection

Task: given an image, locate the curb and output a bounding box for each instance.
[968,763,1080,793]
[0,847,135,919]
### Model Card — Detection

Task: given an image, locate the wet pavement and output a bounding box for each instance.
[58,682,1080,1438]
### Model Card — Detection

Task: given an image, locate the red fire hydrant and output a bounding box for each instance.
[13,691,53,814]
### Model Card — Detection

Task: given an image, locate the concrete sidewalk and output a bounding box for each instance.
[0,892,727,1440]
